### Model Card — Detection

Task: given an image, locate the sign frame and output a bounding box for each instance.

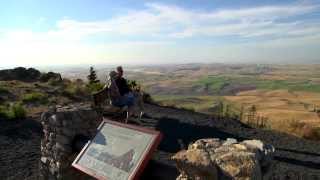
[72,118,163,180]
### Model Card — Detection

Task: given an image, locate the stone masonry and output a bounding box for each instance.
[39,104,103,180]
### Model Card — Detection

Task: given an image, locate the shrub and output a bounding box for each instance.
[64,82,89,97]
[22,92,48,104]
[128,80,142,91]
[142,92,155,104]
[0,105,9,118]
[0,103,26,120]
[11,103,26,119]
[0,87,9,94]
[48,79,62,86]
[87,82,104,93]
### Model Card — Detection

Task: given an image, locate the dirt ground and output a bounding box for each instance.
[0,117,42,180]
[0,104,320,180]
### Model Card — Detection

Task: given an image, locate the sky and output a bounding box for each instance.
[0,0,319,67]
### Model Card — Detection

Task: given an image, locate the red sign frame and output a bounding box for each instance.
[72,118,163,180]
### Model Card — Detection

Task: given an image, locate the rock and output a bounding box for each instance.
[56,142,72,153]
[215,151,261,180]
[172,138,274,180]
[242,140,262,149]
[40,103,103,180]
[172,149,218,180]
[223,138,238,146]
[61,128,75,138]
[41,112,51,124]
[176,174,188,180]
[241,140,275,168]
[49,115,62,127]
[48,133,55,142]
[56,135,70,145]
[41,157,48,164]
[189,138,221,150]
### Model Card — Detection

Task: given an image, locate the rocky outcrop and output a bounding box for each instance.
[172,138,275,180]
[0,67,62,82]
[0,67,41,82]
[40,72,62,82]
[39,104,102,180]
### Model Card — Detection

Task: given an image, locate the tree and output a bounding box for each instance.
[239,104,244,122]
[128,80,140,91]
[247,105,257,125]
[225,104,230,118]
[218,101,224,116]
[87,66,100,84]
[204,83,209,95]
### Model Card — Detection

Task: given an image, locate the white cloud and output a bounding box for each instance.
[0,2,319,66]
[5,2,317,41]
[47,2,320,39]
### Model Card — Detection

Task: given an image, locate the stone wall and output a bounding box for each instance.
[172,138,275,180]
[39,104,103,180]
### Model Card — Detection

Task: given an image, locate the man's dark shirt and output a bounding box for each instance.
[115,77,130,96]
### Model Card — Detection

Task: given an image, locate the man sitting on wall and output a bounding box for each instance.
[115,66,131,97]
[115,66,144,120]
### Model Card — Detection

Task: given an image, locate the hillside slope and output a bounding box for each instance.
[0,67,319,179]
[1,103,319,180]
[140,104,320,179]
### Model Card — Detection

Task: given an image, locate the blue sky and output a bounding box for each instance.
[0,0,319,66]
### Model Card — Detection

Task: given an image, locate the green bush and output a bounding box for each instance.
[11,103,26,119]
[0,105,9,118]
[143,92,155,104]
[48,79,62,86]
[0,103,26,120]
[87,82,104,93]
[22,92,48,104]
[64,83,89,97]
[0,87,9,94]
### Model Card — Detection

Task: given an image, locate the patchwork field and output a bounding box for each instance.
[225,90,320,132]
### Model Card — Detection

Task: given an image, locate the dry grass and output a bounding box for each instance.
[225,89,320,138]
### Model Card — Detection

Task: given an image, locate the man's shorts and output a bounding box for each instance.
[112,92,135,107]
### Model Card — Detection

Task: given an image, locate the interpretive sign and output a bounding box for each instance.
[72,118,162,180]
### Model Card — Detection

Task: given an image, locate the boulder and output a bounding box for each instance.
[172,149,218,180]
[215,151,261,180]
[172,138,275,180]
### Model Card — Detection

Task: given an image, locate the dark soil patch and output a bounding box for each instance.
[0,118,42,180]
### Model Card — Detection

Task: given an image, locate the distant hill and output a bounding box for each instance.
[0,67,62,82]
[0,67,93,119]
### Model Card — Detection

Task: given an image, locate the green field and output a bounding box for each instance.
[196,75,320,93]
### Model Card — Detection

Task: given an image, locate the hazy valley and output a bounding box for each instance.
[54,63,320,139]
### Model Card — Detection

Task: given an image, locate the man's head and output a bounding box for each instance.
[116,66,123,77]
